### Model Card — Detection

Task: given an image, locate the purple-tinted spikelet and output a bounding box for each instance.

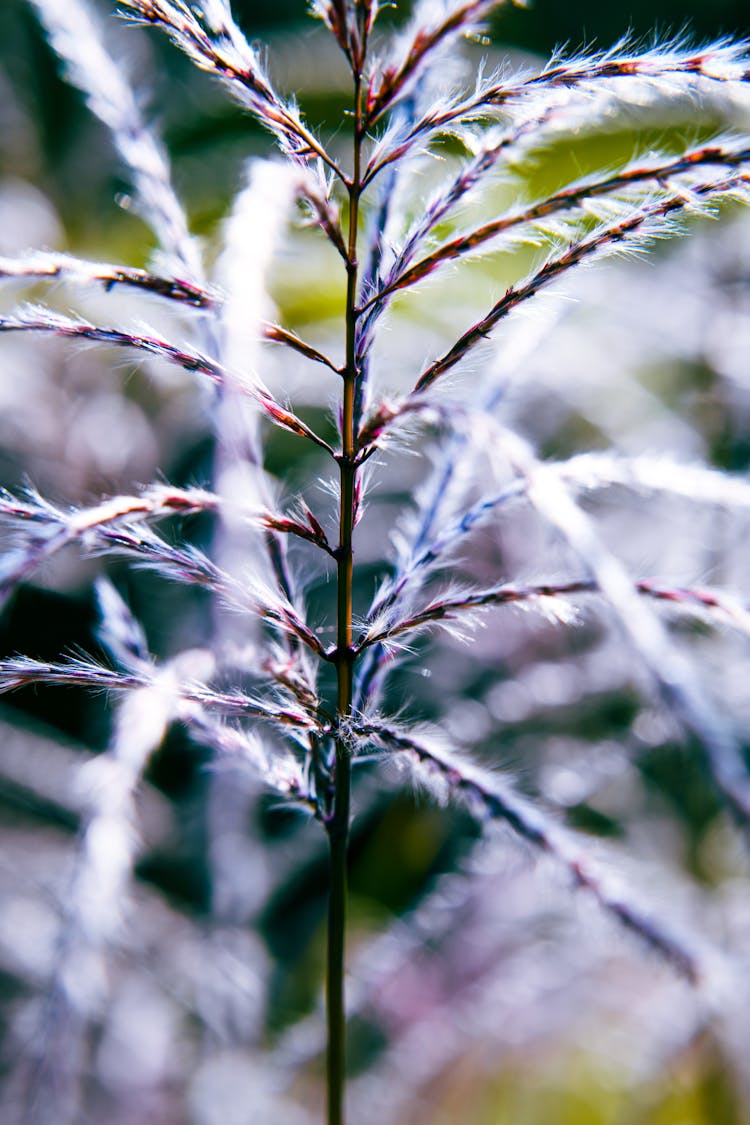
[366,0,516,126]
[0,308,335,452]
[398,35,750,147]
[364,142,750,312]
[119,0,342,174]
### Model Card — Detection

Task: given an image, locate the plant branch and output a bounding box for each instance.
[357,577,750,649]
[412,169,749,395]
[365,0,508,127]
[0,252,340,371]
[120,0,346,180]
[0,308,336,455]
[392,37,750,152]
[0,654,318,734]
[364,143,750,307]
[0,252,214,306]
[353,720,701,982]
[0,484,336,603]
[325,59,367,1125]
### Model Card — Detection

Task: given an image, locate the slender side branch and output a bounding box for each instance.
[365,143,750,307]
[484,37,750,109]
[354,720,701,982]
[0,252,214,306]
[0,655,317,733]
[0,484,335,601]
[0,308,335,455]
[362,480,526,630]
[412,170,749,395]
[0,253,339,372]
[120,0,346,179]
[84,524,331,659]
[365,0,508,127]
[297,171,350,259]
[263,323,341,374]
[0,485,216,602]
[390,37,750,154]
[184,710,318,808]
[358,577,750,650]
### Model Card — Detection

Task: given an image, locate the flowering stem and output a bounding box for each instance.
[326,66,363,1125]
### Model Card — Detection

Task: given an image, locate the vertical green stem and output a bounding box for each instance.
[326,71,363,1125]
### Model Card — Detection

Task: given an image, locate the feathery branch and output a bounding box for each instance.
[0,307,335,454]
[365,143,750,308]
[396,37,750,149]
[358,577,750,649]
[353,719,702,982]
[119,0,344,177]
[366,0,510,126]
[412,170,750,394]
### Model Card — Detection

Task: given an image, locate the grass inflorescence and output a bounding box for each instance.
[1,2,750,1123]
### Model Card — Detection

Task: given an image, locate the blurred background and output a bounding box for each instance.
[1,1,750,1123]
